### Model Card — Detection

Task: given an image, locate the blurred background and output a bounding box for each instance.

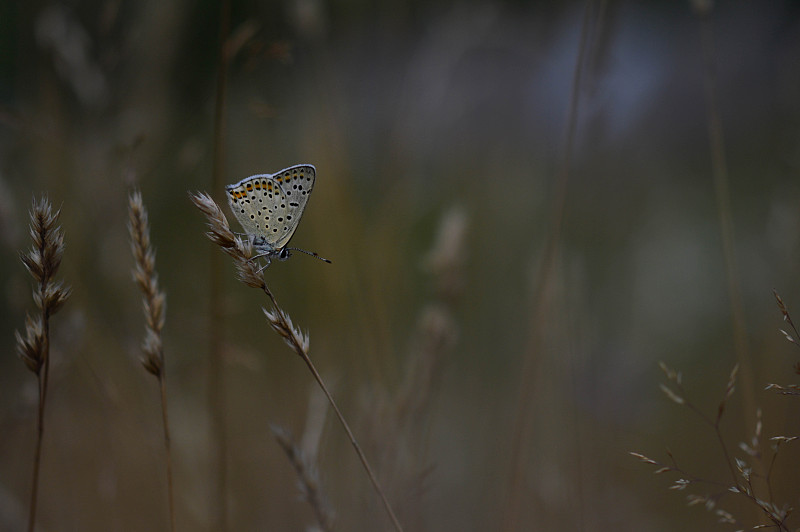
[1,0,800,530]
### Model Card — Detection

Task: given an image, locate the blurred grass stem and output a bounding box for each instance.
[209,0,231,529]
[503,1,597,529]
[697,11,765,521]
[271,425,334,532]
[696,2,756,424]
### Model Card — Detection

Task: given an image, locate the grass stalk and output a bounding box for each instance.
[128,191,175,532]
[209,1,232,527]
[503,1,596,529]
[693,7,765,523]
[190,192,405,532]
[15,196,71,532]
[265,294,403,532]
[694,0,757,439]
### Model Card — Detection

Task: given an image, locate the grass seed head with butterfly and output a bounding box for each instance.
[225,164,331,270]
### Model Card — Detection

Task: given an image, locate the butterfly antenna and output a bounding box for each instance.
[288,247,332,264]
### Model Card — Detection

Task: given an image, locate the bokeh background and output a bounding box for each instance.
[2,1,800,530]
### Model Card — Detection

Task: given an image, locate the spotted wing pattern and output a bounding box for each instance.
[225,164,316,251]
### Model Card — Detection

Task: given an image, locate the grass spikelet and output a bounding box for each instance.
[271,424,335,532]
[634,359,798,531]
[129,191,166,375]
[128,190,175,532]
[15,195,71,532]
[263,307,310,356]
[773,290,799,345]
[190,192,265,289]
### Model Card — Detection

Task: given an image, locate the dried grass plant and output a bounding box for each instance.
[128,191,175,532]
[190,191,404,532]
[631,290,800,530]
[15,196,71,532]
[631,366,797,530]
[271,424,335,532]
[362,206,466,528]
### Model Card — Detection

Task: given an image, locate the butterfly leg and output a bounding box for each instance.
[245,251,273,273]
[256,257,272,273]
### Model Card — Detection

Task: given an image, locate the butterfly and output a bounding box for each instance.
[226,164,331,268]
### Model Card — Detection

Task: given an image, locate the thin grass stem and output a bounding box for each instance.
[297,325,402,532]
[28,284,50,532]
[190,192,405,532]
[696,0,757,437]
[209,0,231,527]
[503,1,596,529]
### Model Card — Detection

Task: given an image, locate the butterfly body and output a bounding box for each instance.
[226,164,329,267]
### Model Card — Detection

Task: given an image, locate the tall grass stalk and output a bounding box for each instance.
[503,1,597,529]
[209,0,232,528]
[128,191,175,532]
[15,196,71,532]
[693,0,757,429]
[190,192,405,532]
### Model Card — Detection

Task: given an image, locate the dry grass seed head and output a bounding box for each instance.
[271,424,334,532]
[263,307,310,356]
[423,206,467,302]
[128,191,166,376]
[189,192,265,289]
[15,196,71,373]
[16,314,45,374]
[21,197,65,282]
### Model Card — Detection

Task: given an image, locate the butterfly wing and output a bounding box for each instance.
[225,164,316,250]
[269,164,316,249]
[226,173,282,248]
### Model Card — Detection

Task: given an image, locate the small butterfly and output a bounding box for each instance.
[226,164,331,268]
